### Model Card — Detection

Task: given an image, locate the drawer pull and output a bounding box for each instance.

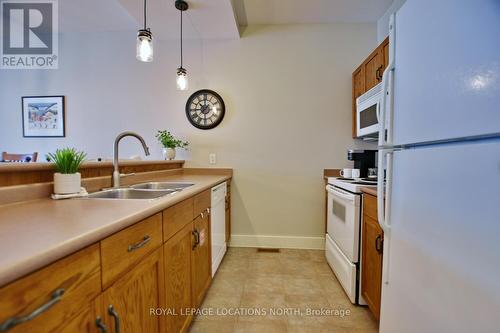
[127,235,151,252]
[108,305,121,333]
[0,288,64,332]
[95,317,108,333]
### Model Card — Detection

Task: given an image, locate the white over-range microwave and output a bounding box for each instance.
[356,82,383,138]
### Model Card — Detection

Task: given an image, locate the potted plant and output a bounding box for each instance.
[155,130,189,160]
[47,148,87,194]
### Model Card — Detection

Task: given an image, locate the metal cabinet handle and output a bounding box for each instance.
[192,229,200,249]
[127,235,151,252]
[108,305,121,333]
[376,65,384,81]
[95,317,108,333]
[0,288,64,332]
[205,208,210,215]
[375,235,384,254]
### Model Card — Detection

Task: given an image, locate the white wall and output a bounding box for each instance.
[0,23,377,248]
[377,0,406,42]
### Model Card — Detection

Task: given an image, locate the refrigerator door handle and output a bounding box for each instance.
[377,149,393,232]
[377,148,394,285]
[378,14,396,147]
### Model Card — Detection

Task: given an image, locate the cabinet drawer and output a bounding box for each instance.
[101,213,162,289]
[194,189,211,218]
[0,244,101,333]
[163,197,194,241]
[363,193,378,221]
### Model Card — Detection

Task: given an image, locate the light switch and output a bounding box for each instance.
[209,153,217,164]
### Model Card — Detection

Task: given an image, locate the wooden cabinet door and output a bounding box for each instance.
[0,245,101,333]
[62,305,98,333]
[164,222,193,333]
[96,247,165,333]
[352,66,366,137]
[361,214,384,320]
[191,213,212,308]
[364,49,384,91]
[382,37,390,69]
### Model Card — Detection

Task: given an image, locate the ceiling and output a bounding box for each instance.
[233,0,394,26]
[58,0,393,39]
[58,0,240,39]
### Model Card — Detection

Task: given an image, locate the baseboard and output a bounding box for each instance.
[229,234,325,250]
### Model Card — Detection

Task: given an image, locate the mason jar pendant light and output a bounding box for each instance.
[175,0,189,90]
[136,0,153,62]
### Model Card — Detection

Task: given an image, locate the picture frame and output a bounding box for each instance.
[22,96,65,137]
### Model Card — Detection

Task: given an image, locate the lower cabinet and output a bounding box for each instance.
[164,222,193,333]
[95,247,165,333]
[0,244,101,333]
[191,211,212,308]
[0,183,229,333]
[361,194,384,320]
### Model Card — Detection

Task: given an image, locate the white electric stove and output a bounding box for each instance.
[325,176,377,304]
[327,177,377,193]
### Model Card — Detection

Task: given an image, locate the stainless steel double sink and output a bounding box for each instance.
[87,182,194,200]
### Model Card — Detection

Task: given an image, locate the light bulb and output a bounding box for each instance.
[176,67,188,90]
[136,30,153,62]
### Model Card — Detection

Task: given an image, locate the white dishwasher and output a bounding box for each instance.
[211,182,227,276]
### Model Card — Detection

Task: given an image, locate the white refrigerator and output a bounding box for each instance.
[377,1,500,332]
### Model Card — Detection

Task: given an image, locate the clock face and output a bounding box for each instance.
[186,89,225,130]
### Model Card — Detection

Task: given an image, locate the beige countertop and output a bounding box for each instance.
[0,173,230,287]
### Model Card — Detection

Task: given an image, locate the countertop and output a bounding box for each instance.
[0,173,230,287]
[361,186,378,197]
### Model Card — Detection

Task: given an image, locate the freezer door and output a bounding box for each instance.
[380,140,500,333]
[392,0,500,145]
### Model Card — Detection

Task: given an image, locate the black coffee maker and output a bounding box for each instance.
[347,149,377,178]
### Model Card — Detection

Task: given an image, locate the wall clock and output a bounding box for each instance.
[185,89,225,130]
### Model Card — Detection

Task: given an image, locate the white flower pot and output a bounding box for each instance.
[162,148,176,160]
[53,172,81,194]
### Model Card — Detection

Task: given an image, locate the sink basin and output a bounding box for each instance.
[130,182,194,191]
[87,188,176,200]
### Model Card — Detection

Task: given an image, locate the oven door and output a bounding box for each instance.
[326,185,361,262]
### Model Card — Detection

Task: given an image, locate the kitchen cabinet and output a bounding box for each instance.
[364,50,385,91]
[0,244,101,333]
[0,181,228,333]
[361,193,384,320]
[164,222,193,333]
[100,213,163,289]
[191,211,212,308]
[352,37,389,138]
[96,247,165,332]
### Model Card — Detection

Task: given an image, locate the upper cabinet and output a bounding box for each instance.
[352,37,389,138]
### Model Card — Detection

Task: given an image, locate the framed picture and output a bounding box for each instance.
[22,96,65,137]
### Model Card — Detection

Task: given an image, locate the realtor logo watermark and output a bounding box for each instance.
[1,0,58,69]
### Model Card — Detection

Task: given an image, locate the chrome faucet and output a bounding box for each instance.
[113,131,150,188]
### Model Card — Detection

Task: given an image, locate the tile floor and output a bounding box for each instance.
[189,247,378,333]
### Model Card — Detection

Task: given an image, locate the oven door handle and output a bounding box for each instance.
[326,185,355,202]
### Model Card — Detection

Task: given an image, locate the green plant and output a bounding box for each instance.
[46,148,87,174]
[156,130,189,149]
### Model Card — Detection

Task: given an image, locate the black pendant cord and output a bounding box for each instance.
[143,0,147,30]
[180,9,183,68]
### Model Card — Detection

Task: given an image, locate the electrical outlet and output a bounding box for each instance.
[209,153,217,164]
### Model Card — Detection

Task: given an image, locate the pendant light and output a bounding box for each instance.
[175,0,189,90]
[137,0,153,62]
